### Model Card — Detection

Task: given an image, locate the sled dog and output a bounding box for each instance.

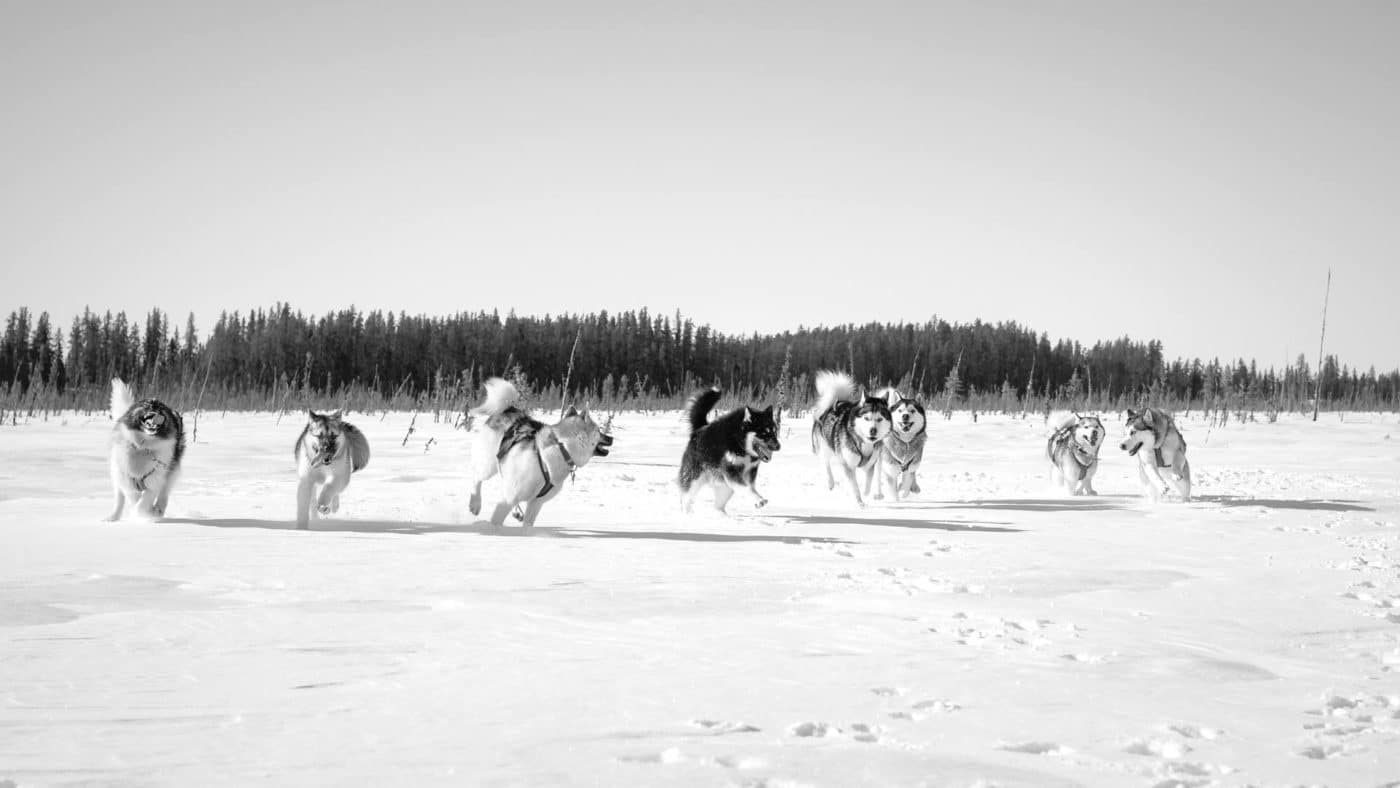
[678,387,781,514]
[1046,412,1105,496]
[1119,407,1191,501]
[295,410,370,529]
[466,378,613,530]
[105,378,186,521]
[868,387,926,501]
[811,370,892,507]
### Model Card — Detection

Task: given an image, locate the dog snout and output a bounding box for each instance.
[771,439,782,451]
[868,428,879,439]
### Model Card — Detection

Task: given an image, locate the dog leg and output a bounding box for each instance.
[841,465,866,508]
[296,475,315,529]
[712,482,735,515]
[489,500,513,531]
[103,487,127,522]
[909,473,921,494]
[151,470,178,518]
[519,498,546,531]
[679,481,699,514]
[1081,465,1098,496]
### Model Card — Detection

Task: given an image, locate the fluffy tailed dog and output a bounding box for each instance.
[1046,412,1105,496]
[811,370,892,508]
[678,388,781,514]
[868,387,926,501]
[1119,407,1191,501]
[295,410,370,529]
[467,378,613,530]
[105,378,185,521]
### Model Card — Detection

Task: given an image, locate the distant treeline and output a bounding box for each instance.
[2,304,1397,416]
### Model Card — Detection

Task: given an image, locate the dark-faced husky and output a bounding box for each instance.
[867,388,926,501]
[295,410,370,529]
[811,370,892,508]
[678,388,781,514]
[1046,412,1105,496]
[466,378,613,531]
[105,378,185,521]
[1120,407,1191,502]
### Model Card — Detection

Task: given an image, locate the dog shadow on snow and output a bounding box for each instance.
[1190,496,1375,512]
[167,517,853,544]
[781,515,1022,533]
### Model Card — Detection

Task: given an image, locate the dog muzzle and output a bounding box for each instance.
[594,433,614,457]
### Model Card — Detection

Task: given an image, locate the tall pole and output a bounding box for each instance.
[1312,269,1331,422]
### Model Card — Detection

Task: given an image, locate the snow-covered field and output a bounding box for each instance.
[2,409,1399,787]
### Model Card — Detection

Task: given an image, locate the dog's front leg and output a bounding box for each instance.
[742,468,768,509]
[488,499,514,531]
[296,475,315,529]
[151,470,178,518]
[842,465,867,508]
[103,487,128,522]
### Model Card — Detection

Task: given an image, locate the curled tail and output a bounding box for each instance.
[813,369,854,416]
[685,387,723,433]
[110,378,134,420]
[472,377,520,417]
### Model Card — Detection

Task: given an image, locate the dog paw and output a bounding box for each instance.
[317,504,332,516]
[873,492,885,501]
[910,482,921,493]
[754,497,768,509]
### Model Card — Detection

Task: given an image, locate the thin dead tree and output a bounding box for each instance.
[560,326,583,417]
[1312,268,1331,422]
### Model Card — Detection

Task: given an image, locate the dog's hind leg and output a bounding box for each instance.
[712,482,735,514]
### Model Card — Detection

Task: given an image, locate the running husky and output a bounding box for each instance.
[294,410,370,529]
[868,387,926,501]
[1119,407,1191,501]
[678,388,781,514]
[105,378,186,522]
[811,370,893,508]
[1046,412,1105,496]
[466,378,614,531]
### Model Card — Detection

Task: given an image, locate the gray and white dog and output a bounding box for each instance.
[1120,407,1191,501]
[868,387,926,501]
[1046,412,1105,496]
[105,378,185,521]
[811,370,893,508]
[295,409,370,529]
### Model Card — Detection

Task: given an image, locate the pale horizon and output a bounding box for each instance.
[4,2,1397,370]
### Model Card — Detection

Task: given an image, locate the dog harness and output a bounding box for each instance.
[1154,428,1185,469]
[884,431,924,473]
[1049,425,1097,481]
[496,420,577,500]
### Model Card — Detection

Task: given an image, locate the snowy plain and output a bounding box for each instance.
[2,408,1399,787]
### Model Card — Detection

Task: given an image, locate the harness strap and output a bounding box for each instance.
[885,433,923,473]
[533,438,577,499]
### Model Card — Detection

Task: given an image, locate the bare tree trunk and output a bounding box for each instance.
[1312,268,1331,422]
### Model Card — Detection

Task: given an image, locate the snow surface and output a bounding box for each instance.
[2,409,1399,787]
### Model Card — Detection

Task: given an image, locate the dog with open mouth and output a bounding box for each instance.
[1046,412,1105,496]
[105,378,186,521]
[811,370,892,508]
[294,409,371,529]
[868,387,926,501]
[466,378,614,531]
[678,387,782,515]
[1120,407,1191,501]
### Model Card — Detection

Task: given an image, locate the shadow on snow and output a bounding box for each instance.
[165,517,853,544]
[1192,496,1375,512]
[780,514,1022,533]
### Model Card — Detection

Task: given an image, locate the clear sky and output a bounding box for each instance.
[3,1,1396,370]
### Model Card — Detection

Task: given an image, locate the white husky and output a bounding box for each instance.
[105,378,185,521]
[466,378,613,531]
[295,410,370,529]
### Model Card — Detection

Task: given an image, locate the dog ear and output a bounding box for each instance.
[564,405,579,418]
[330,409,343,420]
[743,407,752,423]
[885,389,901,406]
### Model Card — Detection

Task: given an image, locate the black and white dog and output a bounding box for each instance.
[811,370,892,508]
[105,378,185,521]
[678,387,781,514]
[1046,412,1104,496]
[1120,407,1191,501]
[869,387,926,501]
